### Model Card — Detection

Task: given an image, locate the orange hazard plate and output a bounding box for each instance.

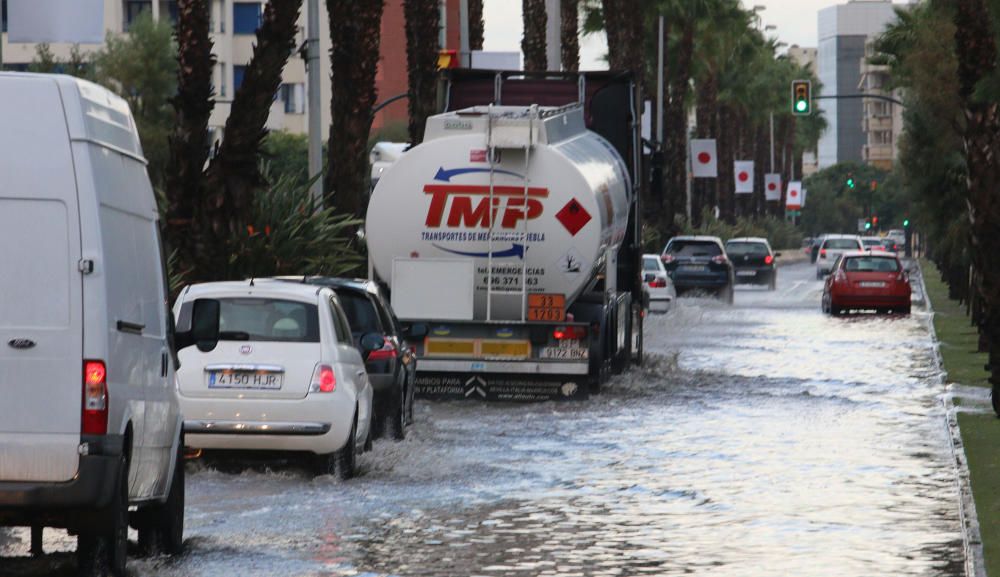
[527,294,566,322]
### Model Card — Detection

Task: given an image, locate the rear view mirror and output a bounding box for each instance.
[405,323,428,339]
[175,299,221,353]
[360,332,385,358]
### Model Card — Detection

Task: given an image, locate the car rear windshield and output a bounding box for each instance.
[665,241,722,257]
[823,238,860,250]
[862,239,881,247]
[217,298,320,342]
[643,257,661,271]
[844,257,900,272]
[725,242,769,257]
[336,290,381,335]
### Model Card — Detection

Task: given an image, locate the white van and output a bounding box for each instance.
[0,74,216,575]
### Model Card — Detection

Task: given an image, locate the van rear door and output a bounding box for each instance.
[0,76,83,482]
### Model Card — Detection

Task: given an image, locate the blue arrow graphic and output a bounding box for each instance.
[432,243,526,259]
[434,166,523,182]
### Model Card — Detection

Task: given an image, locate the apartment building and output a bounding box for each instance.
[0,0,460,138]
[858,36,902,170]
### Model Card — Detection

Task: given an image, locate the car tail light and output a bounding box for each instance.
[661,254,675,264]
[82,360,108,435]
[820,249,827,258]
[367,337,398,362]
[310,364,337,393]
[711,255,728,265]
[553,326,587,340]
[764,255,774,265]
[648,277,667,288]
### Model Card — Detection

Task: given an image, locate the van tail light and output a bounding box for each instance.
[764,255,774,265]
[367,337,398,362]
[661,254,675,264]
[310,364,337,393]
[553,326,588,340]
[648,277,667,288]
[711,255,728,265]
[82,360,108,435]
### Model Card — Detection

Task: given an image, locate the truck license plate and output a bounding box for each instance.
[540,343,589,360]
[208,370,283,390]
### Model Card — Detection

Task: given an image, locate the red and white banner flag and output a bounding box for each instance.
[764,173,782,201]
[786,181,803,210]
[734,161,754,194]
[690,139,718,178]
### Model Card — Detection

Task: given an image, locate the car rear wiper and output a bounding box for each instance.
[219,331,251,341]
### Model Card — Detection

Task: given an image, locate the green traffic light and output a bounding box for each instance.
[795,100,808,113]
[903,219,910,227]
[864,221,871,230]
[847,178,855,189]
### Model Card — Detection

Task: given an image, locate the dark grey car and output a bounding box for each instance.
[661,236,735,303]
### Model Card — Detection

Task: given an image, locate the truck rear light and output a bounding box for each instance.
[367,337,398,362]
[310,364,337,393]
[553,326,587,340]
[82,360,108,435]
[764,255,774,265]
[661,254,675,263]
[648,278,667,288]
[711,255,728,265]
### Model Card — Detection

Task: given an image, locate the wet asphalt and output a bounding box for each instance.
[0,262,964,576]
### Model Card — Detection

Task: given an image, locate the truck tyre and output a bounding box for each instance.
[78,454,129,577]
[315,414,357,480]
[137,435,185,555]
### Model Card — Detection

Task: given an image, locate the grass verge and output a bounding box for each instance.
[922,259,995,574]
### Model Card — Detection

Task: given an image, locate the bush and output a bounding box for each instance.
[642,211,802,252]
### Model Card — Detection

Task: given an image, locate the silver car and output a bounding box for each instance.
[816,235,864,278]
[643,254,678,313]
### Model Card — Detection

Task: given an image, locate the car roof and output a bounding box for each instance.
[667,235,722,243]
[860,236,882,241]
[726,237,769,244]
[840,250,899,258]
[273,276,380,296]
[180,280,328,302]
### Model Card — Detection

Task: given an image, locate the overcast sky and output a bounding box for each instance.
[481,0,910,69]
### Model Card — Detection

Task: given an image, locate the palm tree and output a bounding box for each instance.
[522,0,548,71]
[561,0,580,71]
[404,0,440,145]
[470,0,485,50]
[600,0,644,86]
[325,0,385,218]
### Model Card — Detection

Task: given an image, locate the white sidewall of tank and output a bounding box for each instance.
[366,130,630,319]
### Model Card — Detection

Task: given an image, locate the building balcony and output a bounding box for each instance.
[863,116,894,132]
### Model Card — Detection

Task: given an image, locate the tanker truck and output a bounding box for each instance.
[365,71,644,400]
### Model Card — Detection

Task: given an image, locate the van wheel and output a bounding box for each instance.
[137,436,185,555]
[314,415,357,480]
[78,454,129,576]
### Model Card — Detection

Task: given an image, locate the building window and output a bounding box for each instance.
[124,1,152,30]
[234,65,247,92]
[218,0,226,33]
[280,83,304,114]
[233,2,261,35]
[215,61,226,98]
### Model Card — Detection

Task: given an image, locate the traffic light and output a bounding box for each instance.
[872,216,879,227]
[864,220,872,231]
[791,80,811,115]
[846,173,856,189]
[903,218,910,228]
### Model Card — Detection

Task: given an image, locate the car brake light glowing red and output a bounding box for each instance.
[310,364,337,393]
[553,326,587,340]
[711,255,728,265]
[82,360,108,435]
[367,337,398,362]
[820,249,827,258]
[764,255,774,265]
[648,278,667,288]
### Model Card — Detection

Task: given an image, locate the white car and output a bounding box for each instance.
[0,74,192,574]
[642,254,677,312]
[817,234,864,278]
[174,281,376,479]
[860,236,886,252]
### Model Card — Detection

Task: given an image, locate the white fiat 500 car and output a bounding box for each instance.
[642,253,677,312]
[174,281,376,479]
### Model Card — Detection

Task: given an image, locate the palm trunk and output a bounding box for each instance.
[753,123,767,218]
[166,0,215,284]
[522,0,548,72]
[693,73,718,227]
[717,104,735,224]
[200,0,302,281]
[954,0,1000,402]
[660,20,694,232]
[601,0,644,87]
[404,0,441,145]
[561,0,579,72]
[325,0,385,217]
[469,0,485,50]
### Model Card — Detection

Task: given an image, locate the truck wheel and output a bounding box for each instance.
[315,414,357,480]
[78,454,129,576]
[137,436,185,555]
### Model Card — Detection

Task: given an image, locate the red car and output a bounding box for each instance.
[822,251,911,315]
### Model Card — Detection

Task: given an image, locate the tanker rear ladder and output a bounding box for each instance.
[485,104,537,322]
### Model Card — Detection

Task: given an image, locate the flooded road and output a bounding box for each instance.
[1,262,964,576]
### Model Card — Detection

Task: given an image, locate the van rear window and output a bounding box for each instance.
[216,298,319,342]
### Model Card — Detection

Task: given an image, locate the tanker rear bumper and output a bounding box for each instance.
[415,359,589,401]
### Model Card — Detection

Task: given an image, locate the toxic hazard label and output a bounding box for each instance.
[556,199,591,236]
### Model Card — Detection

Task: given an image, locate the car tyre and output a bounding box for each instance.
[388,380,407,441]
[315,414,357,480]
[992,384,1000,417]
[78,454,129,577]
[816,269,823,280]
[768,274,777,291]
[136,435,185,555]
[719,285,734,305]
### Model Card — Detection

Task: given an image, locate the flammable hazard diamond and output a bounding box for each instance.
[556,198,592,236]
